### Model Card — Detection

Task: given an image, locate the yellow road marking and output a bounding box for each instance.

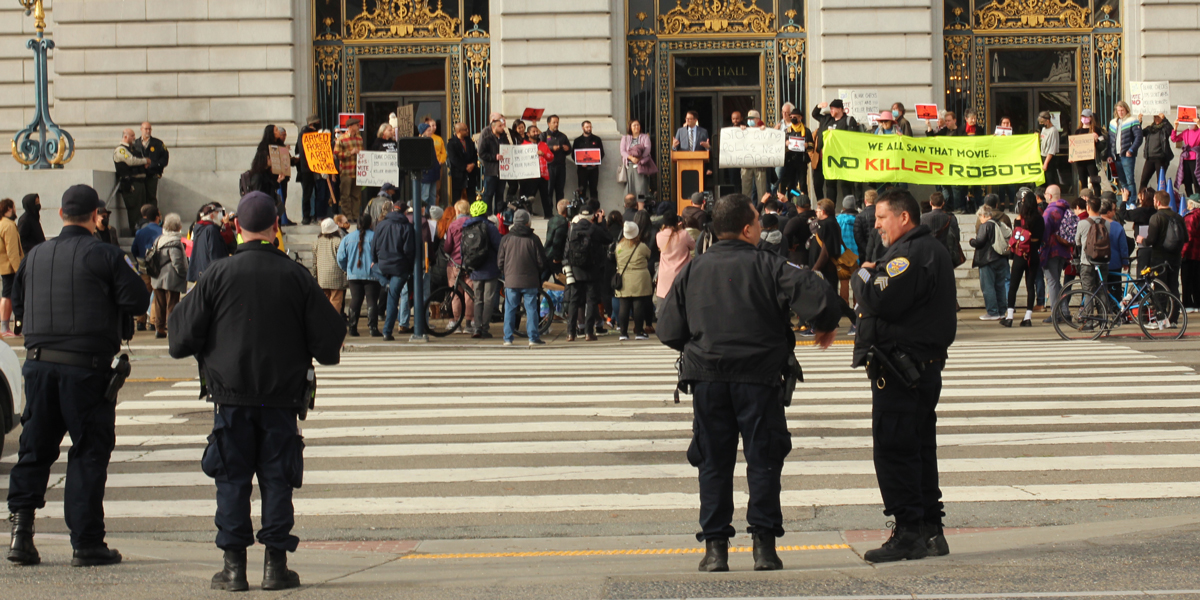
[127,377,194,383]
[399,544,850,560]
[796,339,855,346]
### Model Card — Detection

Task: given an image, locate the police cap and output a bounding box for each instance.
[61,184,103,217]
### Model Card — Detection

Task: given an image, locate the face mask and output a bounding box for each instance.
[747,119,756,127]
[891,110,900,119]
[1082,117,1091,125]
[791,117,800,124]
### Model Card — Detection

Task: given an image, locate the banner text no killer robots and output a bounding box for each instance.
[821,130,1047,186]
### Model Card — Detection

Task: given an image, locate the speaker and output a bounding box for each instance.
[396,137,436,171]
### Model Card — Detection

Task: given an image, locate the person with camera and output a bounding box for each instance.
[851,189,957,564]
[168,191,346,591]
[7,185,151,567]
[563,201,610,341]
[658,193,842,573]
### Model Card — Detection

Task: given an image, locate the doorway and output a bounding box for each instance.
[672,53,764,197]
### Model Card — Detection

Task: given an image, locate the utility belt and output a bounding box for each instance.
[865,345,928,390]
[28,348,130,402]
[199,366,317,420]
[672,353,805,407]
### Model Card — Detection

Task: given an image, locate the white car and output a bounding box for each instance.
[0,343,22,451]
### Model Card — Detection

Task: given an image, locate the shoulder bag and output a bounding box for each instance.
[611,240,640,291]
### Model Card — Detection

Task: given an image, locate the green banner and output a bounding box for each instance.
[821,130,1046,186]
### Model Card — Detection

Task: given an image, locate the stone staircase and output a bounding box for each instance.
[283,224,322,268]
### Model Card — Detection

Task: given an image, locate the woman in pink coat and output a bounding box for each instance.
[654,214,694,311]
[1171,123,1200,196]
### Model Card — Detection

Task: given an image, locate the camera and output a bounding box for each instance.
[562,264,576,285]
[567,189,585,219]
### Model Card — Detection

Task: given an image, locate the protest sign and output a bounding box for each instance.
[994,126,1013,136]
[268,145,291,177]
[338,113,366,131]
[837,89,879,124]
[1050,112,1061,131]
[574,148,602,167]
[394,104,414,137]
[302,132,338,175]
[717,126,785,168]
[915,104,939,121]
[502,144,541,180]
[1068,135,1095,163]
[521,108,545,121]
[1177,105,1197,124]
[1130,81,1170,116]
[356,151,399,187]
[821,129,1044,186]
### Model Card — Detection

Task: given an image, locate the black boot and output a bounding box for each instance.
[697,539,729,572]
[211,548,249,592]
[71,544,122,567]
[348,325,360,337]
[369,325,382,338]
[7,510,39,565]
[751,531,783,571]
[261,547,300,591]
[922,522,950,557]
[863,522,928,563]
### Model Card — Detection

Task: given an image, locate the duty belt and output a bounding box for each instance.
[27,348,110,370]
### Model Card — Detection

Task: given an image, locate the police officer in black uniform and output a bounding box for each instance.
[851,189,956,563]
[658,193,842,572]
[7,185,150,567]
[168,192,345,592]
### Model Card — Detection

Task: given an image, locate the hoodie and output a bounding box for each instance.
[16,193,43,254]
[756,229,787,257]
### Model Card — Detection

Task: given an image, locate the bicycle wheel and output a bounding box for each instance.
[424,286,464,337]
[535,288,554,336]
[1053,290,1109,341]
[1136,290,1188,340]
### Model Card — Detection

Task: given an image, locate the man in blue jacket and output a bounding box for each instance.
[463,200,503,338]
[372,201,417,341]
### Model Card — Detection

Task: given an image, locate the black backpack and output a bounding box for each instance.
[144,244,163,278]
[1163,215,1187,254]
[460,220,491,270]
[566,220,593,268]
[238,170,253,197]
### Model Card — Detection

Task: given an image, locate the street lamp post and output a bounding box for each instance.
[11,0,73,169]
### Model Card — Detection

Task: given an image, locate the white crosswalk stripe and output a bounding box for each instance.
[10,341,1200,521]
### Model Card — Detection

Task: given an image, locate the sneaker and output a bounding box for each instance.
[635,333,649,340]
[847,325,856,336]
[502,340,513,346]
[1187,308,1198,314]
[1,331,18,338]
[799,329,815,338]
[529,339,546,346]
[979,314,1002,321]
[619,335,629,341]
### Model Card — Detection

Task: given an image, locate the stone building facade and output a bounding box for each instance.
[0,0,1195,235]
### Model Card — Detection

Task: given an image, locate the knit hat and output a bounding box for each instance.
[429,206,444,222]
[320,218,338,235]
[842,195,857,210]
[513,209,531,226]
[470,200,488,217]
[622,221,639,240]
[829,99,844,110]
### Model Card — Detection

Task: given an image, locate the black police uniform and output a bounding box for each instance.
[851,224,956,555]
[168,239,345,589]
[7,211,150,561]
[658,239,841,568]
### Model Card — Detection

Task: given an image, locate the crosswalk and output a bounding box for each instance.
[6,340,1200,523]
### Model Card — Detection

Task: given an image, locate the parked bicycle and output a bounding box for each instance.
[424,258,554,338]
[1053,263,1188,341]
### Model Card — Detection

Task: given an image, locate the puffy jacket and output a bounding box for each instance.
[372,211,417,277]
[1142,119,1174,160]
[1108,116,1143,160]
[1184,208,1200,262]
[336,229,375,280]
[496,223,546,289]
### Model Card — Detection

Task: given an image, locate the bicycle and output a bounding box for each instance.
[1053,263,1188,341]
[425,258,554,338]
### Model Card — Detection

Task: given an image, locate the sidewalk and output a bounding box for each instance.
[6,513,1200,599]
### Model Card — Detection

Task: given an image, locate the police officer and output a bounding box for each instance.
[113,128,149,234]
[658,193,842,572]
[168,191,345,592]
[851,189,956,563]
[6,185,150,567]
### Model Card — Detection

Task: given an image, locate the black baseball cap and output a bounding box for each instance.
[236,192,277,233]
[61,185,103,217]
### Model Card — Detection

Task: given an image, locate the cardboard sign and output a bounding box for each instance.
[356,151,400,187]
[501,144,541,179]
[1130,81,1170,117]
[837,89,879,124]
[338,113,366,131]
[718,126,785,168]
[1068,134,1096,163]
[521,108,544,122]
[268,145,291,177]
[915,104,940,121]
[394,104,414,137]
[1178,106,1198,124]
[301,132,338,175]
[573,148,602,167]
[994,126,1012,136]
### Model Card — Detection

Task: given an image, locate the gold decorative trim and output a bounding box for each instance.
[779,37,804,81]
[1095,32,1121,80]
[944,35,970,95]
[628,40,654,85]
[974,0,1090,31]
[346,0,460,41]
[946,7,971,30]
[464,14,489,38]
[658,0,776,36]
[316,17,340,41]
[316,45,342,94]
[779,9,804,33]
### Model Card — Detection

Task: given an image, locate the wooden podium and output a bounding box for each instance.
[672,150,709,215]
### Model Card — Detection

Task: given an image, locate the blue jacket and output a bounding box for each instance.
[465,216,502,281]
[1108,116,1143,161]
[131,222,162,262]
[836,213,858,255]
[1107,219,1130,272]
[336,229,375,281]
[187,220,228,283]
[371,211,416,278]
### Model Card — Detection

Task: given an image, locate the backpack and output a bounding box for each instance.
[990,220,1012,257]
[695,223,716,256]
[1163,215,1187,254]
[1083,217,1111,262]
[238,170,253,197]
[566,220,593,269]
[1059,209,1079,246]
[460,220,491,270]
[144,243,163,278]
[1009,225,1033,259]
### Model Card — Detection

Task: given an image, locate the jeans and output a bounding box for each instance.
[482,175,501,214]
[383,273,412,335]
[1117,155,1137,194]
[978,259,1009,317]
[503,287,540,343]
[473,278,501,334]
[420,181,438,207]
[397,273,431,328]
[1043,256,1067,310]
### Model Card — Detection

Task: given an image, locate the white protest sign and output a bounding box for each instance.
[838,89,879,124]
[994,126,1012,136]
[500,144,540,180]
[356,151,399,187]
[718,127,785,168]
[1130,81,1170,117]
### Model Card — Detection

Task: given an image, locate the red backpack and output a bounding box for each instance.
[1008,223,1033,259]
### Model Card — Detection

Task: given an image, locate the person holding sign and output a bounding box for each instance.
[334,118,365,219]
[295,115,322,225]
[1171,119,1200,197]
[1139,112,1174,193]
[574,121,605,202]
[779,107,813,197]
[1107,101,1142,196]
[1070,109,1105,196]
[926,111,968,213]
[477,118,510,214]
[812,99,861,204]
